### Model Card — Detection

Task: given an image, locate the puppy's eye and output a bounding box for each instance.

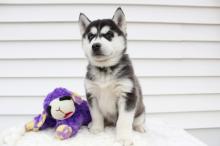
[88,33,95,41]
[104,31,114,40]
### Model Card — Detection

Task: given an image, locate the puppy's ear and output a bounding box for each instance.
[112,7,126,34]
[78,13,91,35]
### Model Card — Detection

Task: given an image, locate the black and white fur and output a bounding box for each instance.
[78,7,145,146]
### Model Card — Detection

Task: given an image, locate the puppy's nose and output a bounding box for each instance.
[92,43,101,53]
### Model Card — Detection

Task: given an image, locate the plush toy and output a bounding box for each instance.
[25,87,91,140]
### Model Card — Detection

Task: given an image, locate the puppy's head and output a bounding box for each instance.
[78,7,127,67]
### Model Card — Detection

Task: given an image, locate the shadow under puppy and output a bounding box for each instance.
[79,7,146,146]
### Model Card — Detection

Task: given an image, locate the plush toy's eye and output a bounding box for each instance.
[59,96,72,101]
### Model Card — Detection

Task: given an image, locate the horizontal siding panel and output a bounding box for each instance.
[0,77,220,96]
[146,94,220,113]
[1,94,220,114]
[0,23,220,41]
[1,59,220,77]
[2,0,220,7]
[1,41,220,59]
[1,111,220,129]
[0,97,43,115]
[1,5,220,24]
[147,111,220,129]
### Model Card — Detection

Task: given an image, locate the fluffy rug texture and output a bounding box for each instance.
[0,118,206,146]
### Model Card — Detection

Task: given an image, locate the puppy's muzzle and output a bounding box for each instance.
[92,43,103,56]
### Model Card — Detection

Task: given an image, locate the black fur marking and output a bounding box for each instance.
[86,64,95,81]
[125,88,137,111]
[83,19,125,39]
[88,32,96,42]
[102,30,114,41]
[46,105,52,117]
[115,55,134,79]
[59,96,72,101]
[86,92,93,107]
[86,71,94,81]
[97,66,108,73]
[109,61,120,71]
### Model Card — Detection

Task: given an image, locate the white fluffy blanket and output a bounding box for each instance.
[0,118,206,146]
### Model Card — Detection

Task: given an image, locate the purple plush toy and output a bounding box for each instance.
[25,87,91,140]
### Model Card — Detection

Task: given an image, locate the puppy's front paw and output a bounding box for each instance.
[117,138,134,146]
[89,124,104,134]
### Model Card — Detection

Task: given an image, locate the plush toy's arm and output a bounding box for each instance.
[70,113,84,136]
[55,112,84,140]
[25,111,56,131]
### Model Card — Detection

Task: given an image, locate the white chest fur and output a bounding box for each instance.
[85,70,133,120]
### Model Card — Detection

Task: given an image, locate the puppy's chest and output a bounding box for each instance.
[95,74,118,95]
[93,75,119,115]
[87,71,133,118]
[86,72,124,117]
[89,71,130,100]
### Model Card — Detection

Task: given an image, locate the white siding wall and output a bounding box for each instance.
[0,1,220,146]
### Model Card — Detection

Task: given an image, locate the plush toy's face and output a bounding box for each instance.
[47,96,75,120]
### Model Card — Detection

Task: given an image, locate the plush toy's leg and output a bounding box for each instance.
[55,125,73,140]
[25,113,47,132]
[25,112,56,132]
[25,121,35,131]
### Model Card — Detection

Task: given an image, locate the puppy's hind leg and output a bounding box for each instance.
[133,112,146,133]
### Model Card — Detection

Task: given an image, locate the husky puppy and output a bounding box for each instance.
[78,7,145,146]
